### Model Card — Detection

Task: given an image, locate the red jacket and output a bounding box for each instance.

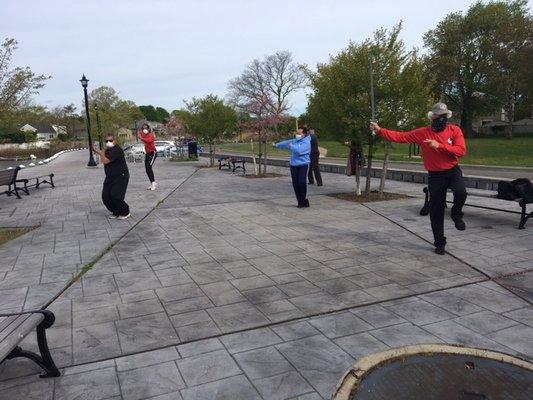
[378,124,466,172]
[139,132,156,153]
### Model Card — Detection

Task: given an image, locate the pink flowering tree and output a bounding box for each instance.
[240,94,287,175]
[160,116,185,139]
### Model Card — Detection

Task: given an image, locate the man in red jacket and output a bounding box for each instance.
[138,123,157,190]
[370,103,467,255]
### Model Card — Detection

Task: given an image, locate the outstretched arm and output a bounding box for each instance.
[370,122,423,144]
[274,139,293,150]
[93,147,111,164]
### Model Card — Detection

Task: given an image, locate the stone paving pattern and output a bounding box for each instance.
[0,151,531,399]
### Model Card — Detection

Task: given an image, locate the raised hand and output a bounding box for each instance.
[369,122,381,133]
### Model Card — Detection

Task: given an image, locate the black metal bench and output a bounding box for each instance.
[0,310,61,378]
[229,158,246,174]
[420,187,532,229]
[218,157,231,170]
[0,167,27,199]
[17,173,55,195]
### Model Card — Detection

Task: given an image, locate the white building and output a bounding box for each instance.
[20,123,67,140]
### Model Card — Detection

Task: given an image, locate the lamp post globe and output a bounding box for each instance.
[80,74,97,167]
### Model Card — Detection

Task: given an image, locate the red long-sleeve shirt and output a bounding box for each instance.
[139,132,156,153]
[378,124,467,172]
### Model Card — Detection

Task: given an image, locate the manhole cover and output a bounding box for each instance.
[333,345,533,400]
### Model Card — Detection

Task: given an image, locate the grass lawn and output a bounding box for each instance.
[0,227,36,245]
[217,137,533,167]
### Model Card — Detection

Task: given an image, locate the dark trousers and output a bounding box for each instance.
[102,174,130,216]
[428,166,467,246]
[290,165,309,206]
[145,152,157,182]
[308,153,323,185]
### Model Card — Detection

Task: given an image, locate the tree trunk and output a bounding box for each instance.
[355,160,361,196]
[378,142,391,199]
[365,135,374,195]
[263,140,268,174]
[250,139,258,175]
[257,140,263,175]
[460,106,474,138]
[506,88,516,140]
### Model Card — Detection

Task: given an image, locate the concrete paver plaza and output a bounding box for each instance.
[0,150,531,399]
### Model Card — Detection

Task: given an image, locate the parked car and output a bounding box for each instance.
[124,143,145,155]
[155,141,175,156]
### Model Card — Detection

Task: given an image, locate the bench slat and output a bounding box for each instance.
[0,314,31,334]
[0,314,43,360]
[0,314,34,340]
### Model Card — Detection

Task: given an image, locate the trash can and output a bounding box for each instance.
[188,141,198,158]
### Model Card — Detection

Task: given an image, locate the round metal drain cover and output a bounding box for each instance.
[333,345,533,400]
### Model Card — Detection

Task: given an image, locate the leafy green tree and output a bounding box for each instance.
[307,23,431,194]
[139,105,158,121]
[487,0,532,137]
[0,38,51,120]
[88,86,143,141]
[424,0,532,137]
[155,107,170,123]
[171,109,193,134]
[184,95,237,166]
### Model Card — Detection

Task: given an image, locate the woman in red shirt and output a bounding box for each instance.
[370,103,467,255]
[138,123,157,190]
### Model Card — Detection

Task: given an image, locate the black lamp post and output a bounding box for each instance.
[80,74,97,167]
[94,103,103,149]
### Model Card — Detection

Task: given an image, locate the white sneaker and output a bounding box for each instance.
[108,214,118,219]
[150,182,157,191]
[117,213,131,220]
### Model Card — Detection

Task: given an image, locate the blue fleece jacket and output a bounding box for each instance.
[274,136,311,166]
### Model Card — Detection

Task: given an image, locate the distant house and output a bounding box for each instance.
[20,123,67,140]
[474,114,533,136]
[117,127,135,143]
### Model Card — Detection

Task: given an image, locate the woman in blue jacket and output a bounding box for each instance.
[274,126,312,208]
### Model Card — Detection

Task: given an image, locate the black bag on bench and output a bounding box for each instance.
[497,178,533,203]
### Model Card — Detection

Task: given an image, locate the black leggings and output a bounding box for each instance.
[145,152,157,182]
[308,153,322,185]
[428,165,467,246]
[102,175,130,216]
[290,165,309,206]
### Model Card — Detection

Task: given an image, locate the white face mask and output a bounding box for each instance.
[142,129,149,134]
[105,141,115,148]
[295,134,303,140]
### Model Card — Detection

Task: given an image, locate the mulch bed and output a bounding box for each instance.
[0,226,37,245]
[327,191,411,203]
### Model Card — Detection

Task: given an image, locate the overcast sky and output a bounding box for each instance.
[4,0,529,116]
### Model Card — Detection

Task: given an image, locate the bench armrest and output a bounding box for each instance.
[0,310,55,328]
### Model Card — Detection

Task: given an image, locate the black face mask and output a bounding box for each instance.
[431,116,448,133]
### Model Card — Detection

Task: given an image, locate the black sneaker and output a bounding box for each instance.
[435,245,446,255]
[453,218,466,231]
[303,199,310,208]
